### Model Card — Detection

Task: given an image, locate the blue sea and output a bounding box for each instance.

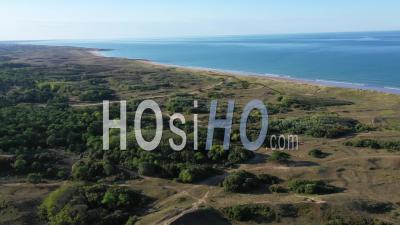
[23,31,400,94]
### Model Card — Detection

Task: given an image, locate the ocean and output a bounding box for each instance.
[23,31,400,94]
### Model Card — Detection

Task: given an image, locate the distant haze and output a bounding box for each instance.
[30,31,400,93]
[1,0,400,41]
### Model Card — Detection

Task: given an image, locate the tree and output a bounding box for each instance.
[101,187,143,210]
[207,145,227,162]
[178,165,219,183]
[223,170,260,193]
[72,162,89,180]
[13,158,27,173]
[27,173,43,183]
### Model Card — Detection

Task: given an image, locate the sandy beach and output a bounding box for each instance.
[89,49,400,95]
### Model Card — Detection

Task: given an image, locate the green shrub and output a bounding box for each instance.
[137,162,162,177]
[83,185,107,208]
[267,103,290,115]
[56,170,69,179]
[79,89,115,101]
[71,160,118,181]
[357,199,393,214]
[308,149,330,158]
[345,139,400,151]
[257,174,282,185]
[279,95,353,110]
[71,162,90,180]
[179,165,218,183]
[269,115,359,138]
[51,204,89,225]
[125,216,138,225]
[207,145,228,162]
[277,204,297,217]
[101,186,144,210]
[38,184,78,220]
[223,204,275,222]
[345,139,381,149]
[27,173,43,183]
[268,151,291,163]
[166,95,195,113]
[39,184,146,225]
[227,147,255,164]
[223,170,260,193]
[13,158,27,173]
[324,216,392,225]
[269,184,286,193]
[288,179,340,195]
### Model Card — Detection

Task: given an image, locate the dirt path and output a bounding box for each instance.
[158,190,210,225]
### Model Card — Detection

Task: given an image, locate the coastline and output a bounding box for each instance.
[89,49,400,95]
[88,50,104,57]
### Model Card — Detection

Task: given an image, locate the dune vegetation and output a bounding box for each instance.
[0,45,400,225]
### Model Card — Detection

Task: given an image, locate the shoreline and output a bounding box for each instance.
[90,49,400,95]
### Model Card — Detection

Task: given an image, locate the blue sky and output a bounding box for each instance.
[1,0,399,40]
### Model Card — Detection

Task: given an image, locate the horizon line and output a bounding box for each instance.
[1,29,400,43]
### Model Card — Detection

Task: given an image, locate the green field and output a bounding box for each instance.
[1,44,400,225]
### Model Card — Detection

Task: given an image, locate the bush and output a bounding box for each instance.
[227,147,255,164]
[39,184,146,225]
[324,216,392,225]
[101,186,144,210]
[288,179,340,195]
[269,184,286,193]
[345,139,381,149]
[257,174,282,185]
[79,89,115,101]
[345,139,400,151]
[223,170,260,193]
[357,199,393,214]
[38,184,78,220]
[57,170,69,179]
[207,145,228,162]
[269,115,359,138]
[71,160,118,181]
[125,216,138,225]
[166,95,195,113]
[277,204,297,217]
[308,149,330,158]
[179,165,219,183]
[13,158,27,173]
[51,204,89,225]
[268,151,291,163]
[27,173,43,183]
[137,162,162,177]
[279,95,353,110]
[71,162,89,180]
[223,204,276,222]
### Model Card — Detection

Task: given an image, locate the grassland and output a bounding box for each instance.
[0,44,400,225]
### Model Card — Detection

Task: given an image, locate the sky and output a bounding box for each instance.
[0,0,400,41]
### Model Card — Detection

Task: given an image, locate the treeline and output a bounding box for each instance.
[345,139,400,151]
[222,170,341,195]
[39,184,148,225]
[269,115,371,138]
[0,60,116,107]
[0,105,101,153]
[222,203,392,225]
